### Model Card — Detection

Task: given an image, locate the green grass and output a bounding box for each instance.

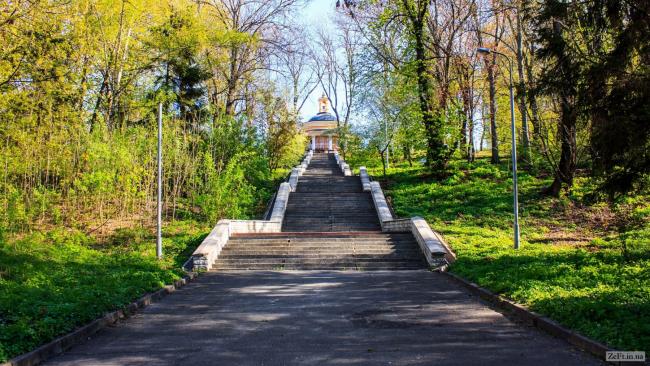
[0,220,209,362]
[368,160,650,353]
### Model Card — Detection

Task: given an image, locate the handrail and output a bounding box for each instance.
[259,171,290,220]
[258,151,311,219]
[260,191,278,220]
[361,167,398,218]
[359,164,456,269]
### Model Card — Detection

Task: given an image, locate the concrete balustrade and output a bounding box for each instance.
[381,218,411,232]
[189,151,313,271]
[190,220,231,271]
[230,220,281,234]
[270,182,291,222]
[410,217,455,266]
[366,174,455,269]
[343,164,352,176]
[359,167,371,191]
[333,152,352,176]
[370,181,393,222]
[289,168,300,191]
[302,151,312,173]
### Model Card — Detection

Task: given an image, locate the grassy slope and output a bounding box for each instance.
[0,221,209,361]
[367,160,649,353]
[0,165,288,362]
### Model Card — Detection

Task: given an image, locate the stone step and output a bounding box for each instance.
[213,258,425,265]
[228,233,415,245]
[286,194,371,199]
[282,226,381,232]
[219,247,420,257]
[228,239,415,247]
[226,241,416,247]
[287,201,372,205]
[293,189,362,193]
[231,231,400,238]
[223,241,420,247]
[216,260,425,267]
[224,242,418,247]
[219,252,422,258]
[212,264,425,270]
[282,219,381,224]
[218,249,423,256]
[285,202,373,207]
[282,209,375,213]
[222,248,419,253]
[289,195,369,200]
[214,261,425,268]
[284,208,376,213]
[282,217,379,223]
[284,209,375,213]
[281,225,382,231]
[293,181,360,184]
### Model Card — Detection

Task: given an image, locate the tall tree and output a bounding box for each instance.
[401,0,449,172]
[536,0,583,196]
[204,0,301,116]
[585,1,650,197]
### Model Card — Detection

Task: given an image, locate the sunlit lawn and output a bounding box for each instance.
[0,220,209,362]
[367,160,650,353]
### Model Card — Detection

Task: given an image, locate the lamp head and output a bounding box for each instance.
[477,47,491,55]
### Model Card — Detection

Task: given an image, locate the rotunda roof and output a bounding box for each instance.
[307,112,337,122]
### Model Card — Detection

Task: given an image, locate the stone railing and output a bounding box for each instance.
[289,150,312,191]
[359,167,372,191]
[359,166,456,269]
[190,151,312,271]
[333,152,352,176]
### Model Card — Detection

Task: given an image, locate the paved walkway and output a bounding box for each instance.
[46,271,600,365]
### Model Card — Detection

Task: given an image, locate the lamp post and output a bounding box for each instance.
[385,117,389,170]
[477,47,520,249]
[156,102,163,259]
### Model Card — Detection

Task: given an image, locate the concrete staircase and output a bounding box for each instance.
[212,152,427,271]
[213,232,426,270]
[283,153,380,232]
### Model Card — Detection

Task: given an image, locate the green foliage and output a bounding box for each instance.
[535,0,650,196]
[259,90,305,173]
[0,221,208,362]
[0,0,299,361]
[196,151,271,222]
[370,160,650,353]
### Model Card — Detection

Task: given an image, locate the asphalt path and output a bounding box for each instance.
[45,270,602,366]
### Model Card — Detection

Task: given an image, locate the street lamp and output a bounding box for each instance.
[477,47,521,249]
[156,102,163,259]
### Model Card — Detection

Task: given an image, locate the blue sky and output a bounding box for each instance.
[297,1,336,121]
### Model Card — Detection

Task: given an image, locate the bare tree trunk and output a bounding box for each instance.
[523,31,541,139]
[480,102,487,152]
[514,5,530,162]
[546,20,578,197]
[468,115,475,161]
[547,99,577,196]
[459,92,468,159]
[89,78,108,132]
[488,54,499,164]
